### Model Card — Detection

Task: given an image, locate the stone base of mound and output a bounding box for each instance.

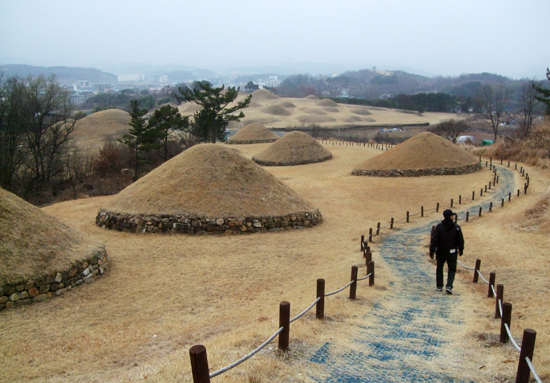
[96,210,322,234]
[0,246,109,311]
[351,163,481,177]
[226,139,278,145]
[253,154,333,167]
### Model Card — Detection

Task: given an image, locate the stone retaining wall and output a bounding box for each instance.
[226,139,278,144]
[96,210,323,234]
[351,163,481,177]
[252,154,333,167]
[0,246,109,311]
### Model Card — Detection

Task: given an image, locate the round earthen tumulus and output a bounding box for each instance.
[252,131,333,166]
[0,188,109,311]
[226,122,280,144]
[352,132,481,177]
[96,144,322,235]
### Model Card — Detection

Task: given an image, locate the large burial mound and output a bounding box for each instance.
[352,132,481,177]
[0,188,108,310]
[72,109,131,148]
[226,122,280,144]
[96,144,322,234]
[252,131,333,166]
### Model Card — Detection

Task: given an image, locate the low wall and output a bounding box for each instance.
[0,246,109,311]
[226,139,278,144]
[351,163,481,177]
[252,154,333,167]
[96,210,323,234]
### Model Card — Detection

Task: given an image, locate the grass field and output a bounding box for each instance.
[1,141,548,382]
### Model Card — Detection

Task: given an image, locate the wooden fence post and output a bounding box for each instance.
[406,211,409,223]
[316,279,325,319]
[472,191,475,201]
[466,211,469,222]
[489,202,493,212]
[488,272,496,297]
[368,261,375,286]
[350,266,358,300]
[279,301,290,351]
[495,284,503,319]
[509,192,511,202]
[500,302,512,343]
[390,218,394,229]
[501,198,504,207]
[459,195,462,204]
[376,222,380,235]
[190,345,211,383]
[369,228,373,242]
[517,189,520,197]
[480,188,483,196]
[479,207,482,217]
[451,198,453,208]
[421,206,424,217]
[365,250,372,264]
[361,235,364,251]
[473,259,481,283]
[516,329,537,383]
[436,202,439,212]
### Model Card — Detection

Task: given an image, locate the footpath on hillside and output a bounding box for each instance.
[308,165,516,383]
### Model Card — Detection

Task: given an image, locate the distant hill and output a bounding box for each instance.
[0,64,117,85]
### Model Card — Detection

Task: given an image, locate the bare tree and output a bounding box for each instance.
[430,119,470,143]
[516,79,542,138]
[476,84,511,142]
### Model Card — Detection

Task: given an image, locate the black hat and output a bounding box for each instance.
[443,209,455,217]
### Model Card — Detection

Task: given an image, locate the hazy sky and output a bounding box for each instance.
[1,0,549,79]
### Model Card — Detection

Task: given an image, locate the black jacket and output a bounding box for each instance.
[430,218,464,258]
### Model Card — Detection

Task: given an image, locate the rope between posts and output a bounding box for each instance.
[491,284,497,297]
[357,273,372,281]
[504,323,522,352]
[525,357,543,383]
[498,298,503,318]
[209,327,284,378]
[325,280,354,297]
[476,269,490,284]
[457,260,475,270]
[290,297,321,323]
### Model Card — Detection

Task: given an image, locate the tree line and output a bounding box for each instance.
[1,76,250,204]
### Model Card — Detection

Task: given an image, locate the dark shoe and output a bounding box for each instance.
[446,287,453,295]
[436,287,443,291]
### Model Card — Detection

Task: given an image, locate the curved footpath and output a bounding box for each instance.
[309,165,516,382]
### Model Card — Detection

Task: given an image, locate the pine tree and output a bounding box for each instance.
[120,99,157,181]
[175,82,251,143]
[533,68,550,115]
[148,105,189,161]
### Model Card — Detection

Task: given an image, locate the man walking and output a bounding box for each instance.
[430,209,464,294]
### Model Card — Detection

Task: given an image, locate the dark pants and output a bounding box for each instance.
[436,255,457,289]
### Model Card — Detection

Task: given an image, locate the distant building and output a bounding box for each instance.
[118,73,145,82]
[73,80,90,91]
[159,75,169,84]
[265,76,280,88]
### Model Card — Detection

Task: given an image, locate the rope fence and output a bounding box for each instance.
[189,156,539,382]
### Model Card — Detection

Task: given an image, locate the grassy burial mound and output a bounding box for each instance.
[252,131,333,166]
[0,188,108,310]
[226,122,280,144]
[251,89,279,103]
[96,144,322,234]
[352,132,481,176]
[72,109,131,148]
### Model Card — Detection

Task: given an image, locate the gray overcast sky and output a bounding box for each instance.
[1,0,549,78]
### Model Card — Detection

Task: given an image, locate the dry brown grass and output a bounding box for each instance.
[350,108,372,116]
[1,142,549,383]
[317,99,338,107]
[251,89,279,102]
[226,122,279,143]
[252,132,332,166]
[354,131,479,171]
[102,144,317,217]
[71,109,130,148]
[0,188,104,285]
[278,101,296,109]
[475,122,550,169]
[260,105,291,116]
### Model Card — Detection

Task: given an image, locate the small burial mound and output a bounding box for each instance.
[317,99,338,107]
[0,188,108,310]
[226,122,280,144]
[72,109,130,148]
[96,144,322,234]
[279,101,296,109]
[252,131,333,166]
[251,89,279,103]
[261,105,291,116]
[304,95,319,100]
[352,132,481,177]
